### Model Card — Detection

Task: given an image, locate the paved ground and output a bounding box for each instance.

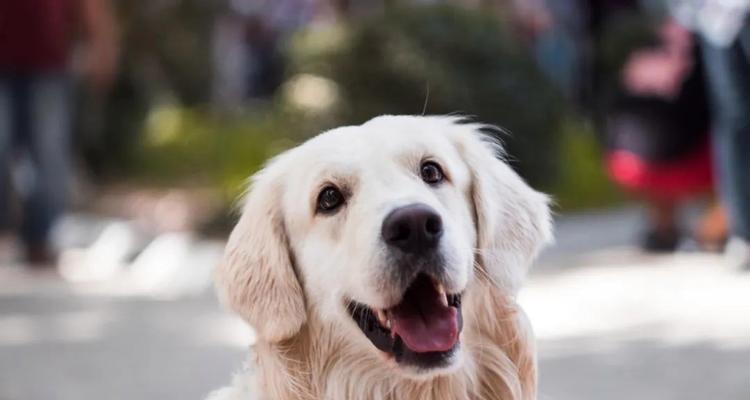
[1,207,749,400]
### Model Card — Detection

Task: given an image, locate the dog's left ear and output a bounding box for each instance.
[453,124,553,293]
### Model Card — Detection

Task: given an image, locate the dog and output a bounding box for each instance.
[209,115,552,400]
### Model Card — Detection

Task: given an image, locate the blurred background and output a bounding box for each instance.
[1,0,749,399]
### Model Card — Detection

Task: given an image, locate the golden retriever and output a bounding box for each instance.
[209,115,552,400]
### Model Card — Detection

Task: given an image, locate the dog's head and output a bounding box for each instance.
[217,116,551,377]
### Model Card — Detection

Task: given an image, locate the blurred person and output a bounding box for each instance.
[213,0,317,107]
[511,0,587,100]
[0,0,118,265]
[246,14,285,98]
[605,20,727,251]
[511,0,643,108]
[667,0,750,269]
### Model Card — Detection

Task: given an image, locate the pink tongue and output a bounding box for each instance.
[390,299,458,353]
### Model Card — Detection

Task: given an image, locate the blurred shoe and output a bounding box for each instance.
[694,201,728,252]
[724,237,750,271]
[25,243,57,268]
[642,228,680,253]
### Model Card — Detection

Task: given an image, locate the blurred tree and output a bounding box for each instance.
[286,4,566,187]
[76,0,218,176]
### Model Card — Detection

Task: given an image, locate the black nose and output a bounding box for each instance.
[381,204,443,253]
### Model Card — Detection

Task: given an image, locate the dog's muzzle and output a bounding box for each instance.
[345,203,463,371]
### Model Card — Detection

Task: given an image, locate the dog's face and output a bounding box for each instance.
[282,118,477,374]
[218,116,551,378]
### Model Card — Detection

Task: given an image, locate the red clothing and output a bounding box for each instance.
[607,141,714,201]
[0,0,77,70]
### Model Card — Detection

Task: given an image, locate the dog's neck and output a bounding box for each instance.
[251,280,536,400]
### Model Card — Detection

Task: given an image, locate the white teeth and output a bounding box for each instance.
[435,283,449,307]
[375,309,389,328]
[435,283,446,296]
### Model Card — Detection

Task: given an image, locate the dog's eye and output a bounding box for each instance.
[317,186,344,213]
[420,161,444,185]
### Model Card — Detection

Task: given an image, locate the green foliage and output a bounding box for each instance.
[132,107,296,200]
[286,5,566,187]
[77,0,217,175]
[129,106,624,214]
[95,3,637,215]
[115,0,216,103]
[552,119,625,211]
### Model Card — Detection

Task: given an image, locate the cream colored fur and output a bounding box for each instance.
[210,116,553,400]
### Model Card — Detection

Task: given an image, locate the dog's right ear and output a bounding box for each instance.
[215,166,306,343]
[451,122,553,294]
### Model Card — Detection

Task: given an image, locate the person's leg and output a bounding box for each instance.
[0,75,18,232]
[701,25,750,268]
[21,74,72,263]
[642,197,680,252]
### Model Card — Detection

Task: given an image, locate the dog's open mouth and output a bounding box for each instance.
[347,273,463,368]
